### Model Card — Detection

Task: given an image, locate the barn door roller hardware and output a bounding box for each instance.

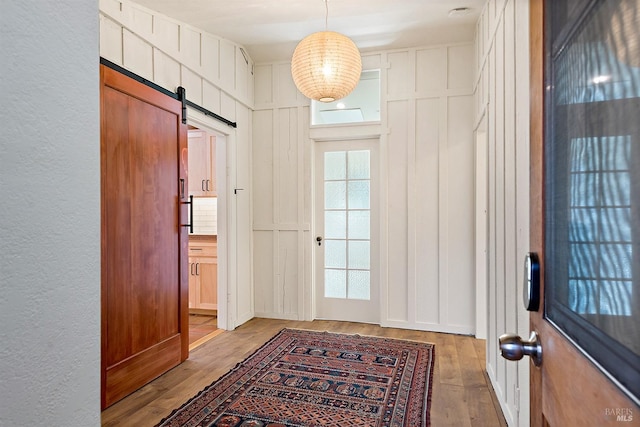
[177,87,187,124]
[100,57,237,128]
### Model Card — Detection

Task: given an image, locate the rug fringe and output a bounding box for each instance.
[284,327,436,346]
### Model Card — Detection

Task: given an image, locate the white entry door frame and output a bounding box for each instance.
[313,138,380,324]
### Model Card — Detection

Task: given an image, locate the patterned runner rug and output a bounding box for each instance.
[157,328,435,427]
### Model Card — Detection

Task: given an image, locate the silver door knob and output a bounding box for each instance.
[499,331,542,366]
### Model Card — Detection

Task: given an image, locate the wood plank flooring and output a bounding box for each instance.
[188,314,218,346]
[101,318,507,426]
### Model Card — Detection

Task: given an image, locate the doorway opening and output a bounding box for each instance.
[186,123,227,349]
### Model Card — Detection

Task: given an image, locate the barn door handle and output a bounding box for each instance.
[499,331,542,366]
[181,195,193,233]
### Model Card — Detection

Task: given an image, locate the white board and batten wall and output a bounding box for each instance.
[98,0,255,330]
[475,0,531,425]
[253,43,477,335]
[99,0,253,109]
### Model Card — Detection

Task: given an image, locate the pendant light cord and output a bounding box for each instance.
[325,0,329,31]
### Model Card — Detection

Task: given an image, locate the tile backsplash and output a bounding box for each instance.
[190,197,217,235]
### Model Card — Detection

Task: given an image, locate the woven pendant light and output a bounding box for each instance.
[291,2,362,102]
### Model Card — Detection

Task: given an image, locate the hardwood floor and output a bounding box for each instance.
[188,313,219,347]
[101,318,507,426]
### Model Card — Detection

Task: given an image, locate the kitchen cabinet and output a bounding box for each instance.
[188,240,217,312]
[188,130,216,197]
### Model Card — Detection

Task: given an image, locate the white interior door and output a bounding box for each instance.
[315,139,379,323]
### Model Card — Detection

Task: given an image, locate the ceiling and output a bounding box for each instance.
[130,0,485,63]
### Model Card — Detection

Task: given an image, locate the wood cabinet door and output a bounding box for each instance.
[100,64,188,409]
[187,130,215,196]
[528,1,639,424]
[188,256,217,310]
[198,258,218,310]
[188,261,198,309]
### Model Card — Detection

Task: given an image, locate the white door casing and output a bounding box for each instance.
[314,139,380,324]
[187,109,254,330]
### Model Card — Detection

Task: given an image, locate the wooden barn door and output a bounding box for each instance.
[100,64,189,409]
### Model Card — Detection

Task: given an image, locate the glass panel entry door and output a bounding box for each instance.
[315,140,379,323]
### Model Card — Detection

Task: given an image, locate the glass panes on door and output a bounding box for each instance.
[324,150,371,300]
[545,0,640,399]
[567,136,633,317]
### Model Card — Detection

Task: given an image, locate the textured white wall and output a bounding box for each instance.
[0,1,100,426]
[475,0,531,425]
